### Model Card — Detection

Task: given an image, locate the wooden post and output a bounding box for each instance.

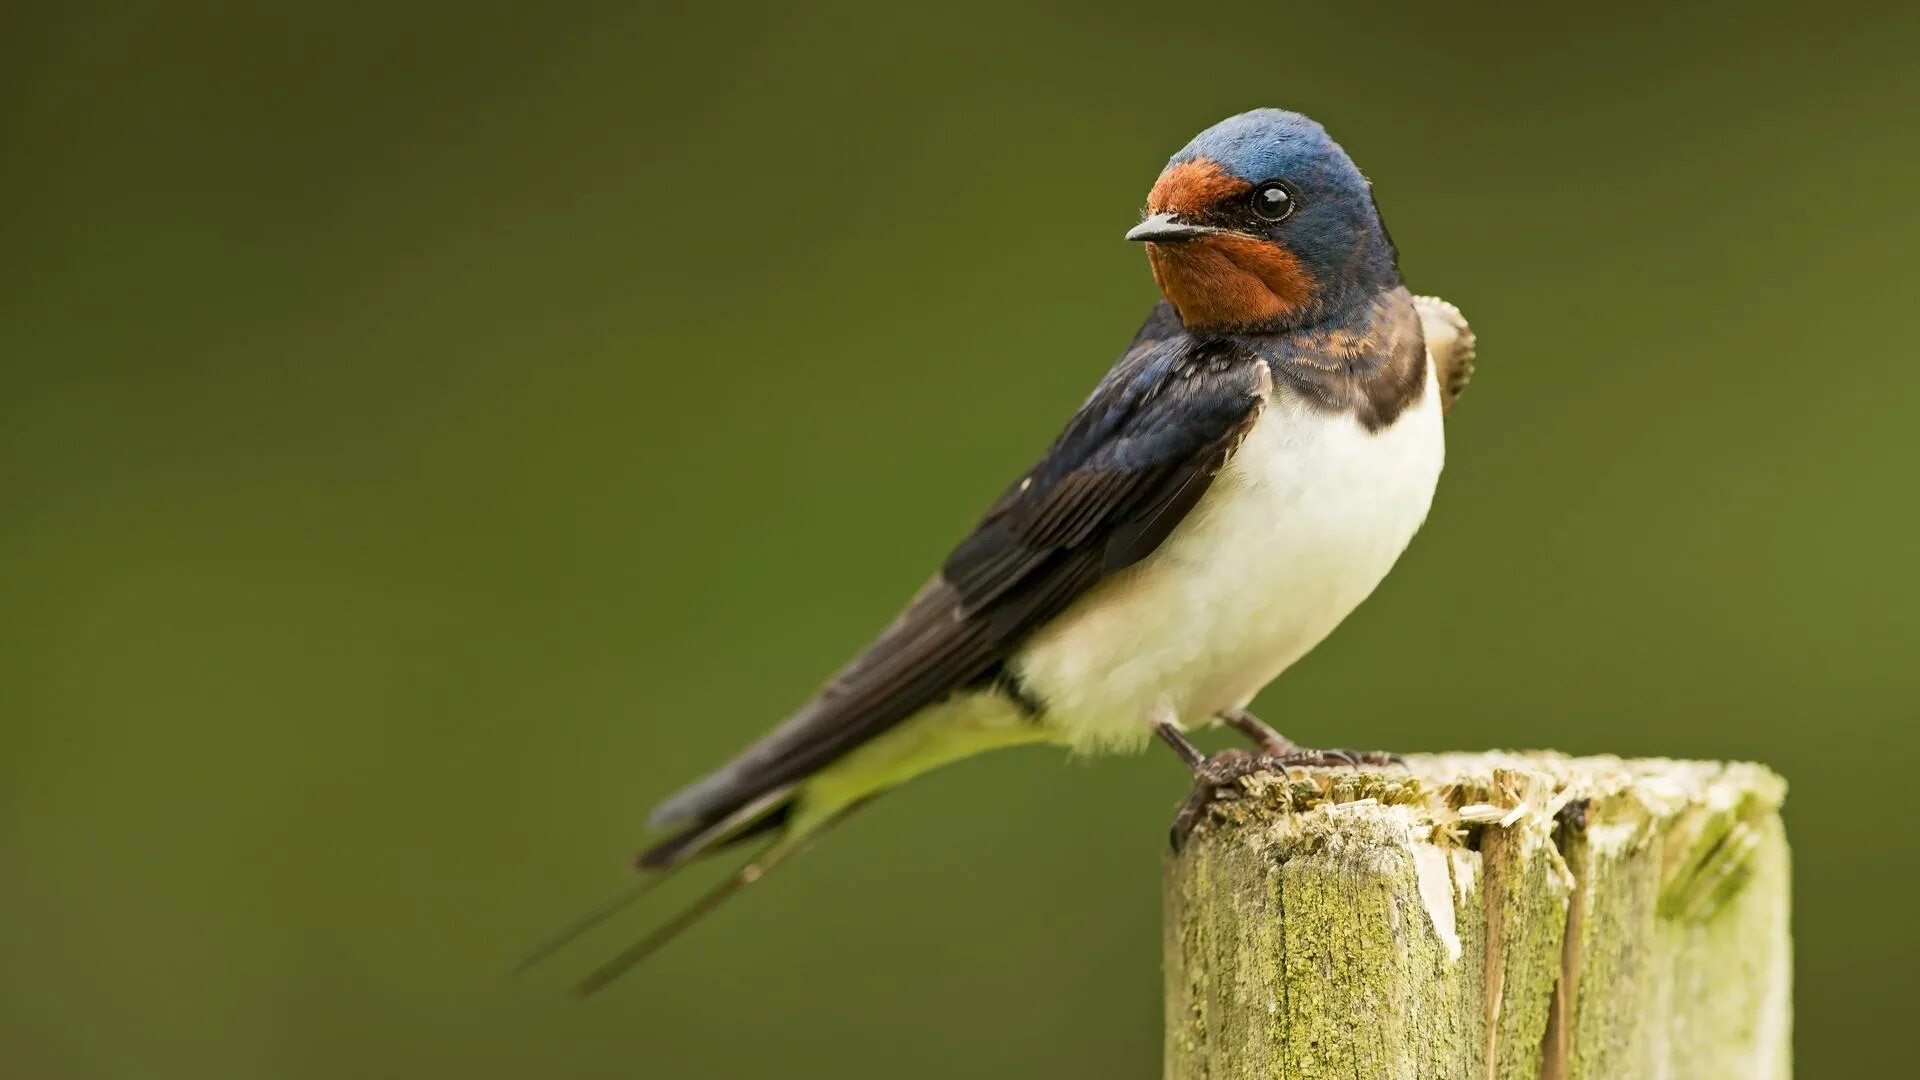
[1163,753,1789,1079]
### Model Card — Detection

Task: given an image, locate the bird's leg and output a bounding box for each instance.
[1157,713,1409,851]
[1152,719,1207,769]
[1155,719,1266,852]
[1218,707,1299,757]
[1218,707,1403,770]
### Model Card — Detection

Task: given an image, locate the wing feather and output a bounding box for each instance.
[649,308,1268,830]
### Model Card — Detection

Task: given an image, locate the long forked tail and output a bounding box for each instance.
[570,821,833,996]
[514,788,870,995]
[511,784,794,976]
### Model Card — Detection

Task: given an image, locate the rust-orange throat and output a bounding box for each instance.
[1137,158,1318,334]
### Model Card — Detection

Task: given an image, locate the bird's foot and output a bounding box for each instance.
[1168,747,1269,853]
[1165,747,1407,851]
[1156,717,1404,851]
[1217,708,1403,767]
[1268,746,1405,769]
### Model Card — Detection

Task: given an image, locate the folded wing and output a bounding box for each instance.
[648,309,1269,837]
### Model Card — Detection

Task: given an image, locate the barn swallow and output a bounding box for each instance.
[524,108,1477,993]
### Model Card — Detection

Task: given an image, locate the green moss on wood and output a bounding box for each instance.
[1163,753,1789,1080]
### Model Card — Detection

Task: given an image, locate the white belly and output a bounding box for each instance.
[1011,363,1446,753]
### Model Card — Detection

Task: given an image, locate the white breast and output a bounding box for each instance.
[1012,363,1446,753]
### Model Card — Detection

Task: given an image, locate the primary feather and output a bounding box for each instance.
[646,326,1269,835]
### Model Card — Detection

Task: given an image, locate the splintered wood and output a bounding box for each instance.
[1162,753,1789,1080]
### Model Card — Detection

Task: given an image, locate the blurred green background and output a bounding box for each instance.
[4,2,1917,1076]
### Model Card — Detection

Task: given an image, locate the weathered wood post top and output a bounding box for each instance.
[1163,752,1789,1080]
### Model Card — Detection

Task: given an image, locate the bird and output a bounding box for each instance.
[523,108,1477,994]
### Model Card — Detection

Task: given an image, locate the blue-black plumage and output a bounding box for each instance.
[525,108,1478,994]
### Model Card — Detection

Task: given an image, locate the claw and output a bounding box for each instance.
[1158,717,1403,851]
[1218,710,1404,769]
[1269,747,1406,770]
[1167,744,1408,851]
[1169,748,1268,852]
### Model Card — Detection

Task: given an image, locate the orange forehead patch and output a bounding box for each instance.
[1146,158,1251,216]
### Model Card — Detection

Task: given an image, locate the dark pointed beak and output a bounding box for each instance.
[1125,212,1223,243]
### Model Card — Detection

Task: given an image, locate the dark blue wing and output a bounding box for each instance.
[648,310,1268,835]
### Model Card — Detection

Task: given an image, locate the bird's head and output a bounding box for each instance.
[1129,109,1399,335]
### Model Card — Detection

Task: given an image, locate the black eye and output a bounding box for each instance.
[1251,182,1295,222]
